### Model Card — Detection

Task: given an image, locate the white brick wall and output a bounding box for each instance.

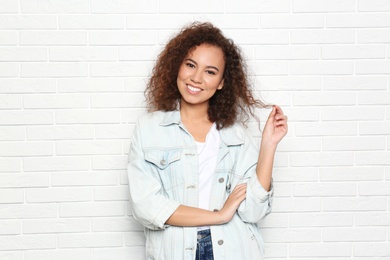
[0,0,389,259]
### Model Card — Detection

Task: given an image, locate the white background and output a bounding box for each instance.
[0,0,389,259]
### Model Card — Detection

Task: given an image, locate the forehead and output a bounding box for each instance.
[186,44,225,63]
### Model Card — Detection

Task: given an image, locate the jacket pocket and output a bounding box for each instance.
[144,148,183,191]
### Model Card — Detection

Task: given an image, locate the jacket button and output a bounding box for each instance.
[160,159,166,166]
[218,178,224,183]
[218,239,224,245]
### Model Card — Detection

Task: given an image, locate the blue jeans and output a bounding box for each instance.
[196,229,214,260]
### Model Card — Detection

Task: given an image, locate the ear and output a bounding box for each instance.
[217,78,224,90]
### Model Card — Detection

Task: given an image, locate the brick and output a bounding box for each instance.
[23,157,90,172]
[290,243,351,257]
[256,76,322,91]
[0,47,47,61]
[294,183,356,197]
[94,186,129,201]
[358,182,390,196]
[26,187,93,203]
[282,107,320,122]
[92,217,143,232]
[95,124,133,139]
[0,189,23,204]
[264,243,288,258]
[327,14,390,28]
[58,233,122,248]
[290,213,354,227]
[91,0,157,14]
[91,155,127,170]
[90,62,152,77]
[358,0,390,12]
[0,15,56,29]
[91,93,145,108]
[273,167,319,182]
[356,60,390,74]
[324,227,386,242]
[291,152,354,167]
[51,171,118,187]
[358,29,390,43]
[159,0,224,13]
[0,0,19,13]
[58,78,124,93]
[291,29,355,44]
[0,142,52,157]
[323,197,387,211]
[356,152,390,165]
[290,61,354,75]
[126,14,190,29]
[27,125,94,141]
[0,204,57,219]
[320,167,384,181]
[252,91,291,106]
[353,242,390,257]
[26,249,91,260]
[124,231,146,246]
[0,79,56,93]
[262,228,321,243]
[321,106,385,121]
[0,252,22,260]
[226,0,290,13]
[322,45,385,59]
[0,62,18,77]
[0,110,53,125]
[358,91,390,105]
[360,121,390,136]
[89,31,155,46]
[0,126,24,141]
[0,94,21,109]
[255,45,319,60]
[293,0,356,12]
[59,202,124,217]
[193,14,261,29]
[50,47,117,62]
[323,136,385,151]
[261,14,324,29]
[92,247,145,260]
[259,213,289,228]
[0,235,56,250]
[222,30,289,45]
[323,76,388,90]
[119,46,161,61]
[273,183,292,197]
[20,31,87,46]
[21,0,89,13]
[0,158,21,172]
[55,109,120,124]
[21,63,88,78]
[24,94,89,109]
[23,219,90,234]
[277,137,320,152]
[59,15,124,29]
[272,198,321,212]
[355,212,390,226]
[0,31,18,45]
[295,122,357,136]
[247,61,289,76]
[294,91,355,106]
[56,140,122,155]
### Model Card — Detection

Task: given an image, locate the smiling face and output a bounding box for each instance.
[177,44,225,111]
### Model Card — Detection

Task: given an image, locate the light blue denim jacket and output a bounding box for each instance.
[127,110,273,260]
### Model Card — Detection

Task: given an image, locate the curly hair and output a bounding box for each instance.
[145,22,268,129]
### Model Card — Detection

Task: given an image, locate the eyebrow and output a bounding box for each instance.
[185,58,220,72]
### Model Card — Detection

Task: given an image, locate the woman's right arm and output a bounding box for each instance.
[165,183,247,227]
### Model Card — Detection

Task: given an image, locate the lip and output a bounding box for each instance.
[186,84,203,94]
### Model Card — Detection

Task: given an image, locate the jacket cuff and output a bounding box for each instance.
[153,200,181,229]
[248,175,274,203]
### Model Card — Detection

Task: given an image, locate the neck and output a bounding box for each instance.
[180,101,209,124]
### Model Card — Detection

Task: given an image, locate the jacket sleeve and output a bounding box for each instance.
[127,120,180,230]
[236,129,274,223]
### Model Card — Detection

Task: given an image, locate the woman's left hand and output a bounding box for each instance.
[261,105,288,147]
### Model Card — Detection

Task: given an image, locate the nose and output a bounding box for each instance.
[190,68,203,84]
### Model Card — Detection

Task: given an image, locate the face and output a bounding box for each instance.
[177,44,225,109]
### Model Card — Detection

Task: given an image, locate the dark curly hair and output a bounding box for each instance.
[145,22,268,129]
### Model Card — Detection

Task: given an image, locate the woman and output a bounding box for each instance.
[128,22,288,260]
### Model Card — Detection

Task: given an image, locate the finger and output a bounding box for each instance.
[267,106,277,121]
[273,105,284,115]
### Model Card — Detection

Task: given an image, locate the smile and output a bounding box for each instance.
[187,84,202,93]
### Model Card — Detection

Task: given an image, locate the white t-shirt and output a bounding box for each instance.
[195,123,220,217]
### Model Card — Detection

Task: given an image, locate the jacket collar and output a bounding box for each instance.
[159,110,244,146]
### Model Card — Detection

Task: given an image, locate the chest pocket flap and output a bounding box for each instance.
[144,148,182,170]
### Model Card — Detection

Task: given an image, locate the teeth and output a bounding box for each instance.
[188,85,201,92]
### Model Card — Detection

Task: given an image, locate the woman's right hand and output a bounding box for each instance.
[218,183,247,223]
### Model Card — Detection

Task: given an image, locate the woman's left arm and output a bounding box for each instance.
[256,105,288,191]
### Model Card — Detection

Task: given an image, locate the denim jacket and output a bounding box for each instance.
[127,110,273,260]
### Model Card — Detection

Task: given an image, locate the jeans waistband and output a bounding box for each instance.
[197,229,211,240]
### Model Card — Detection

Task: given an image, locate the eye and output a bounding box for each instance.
[185,62,195,68]
[206,70,216,75]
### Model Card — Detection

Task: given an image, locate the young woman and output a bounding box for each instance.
[128,22,288,260]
